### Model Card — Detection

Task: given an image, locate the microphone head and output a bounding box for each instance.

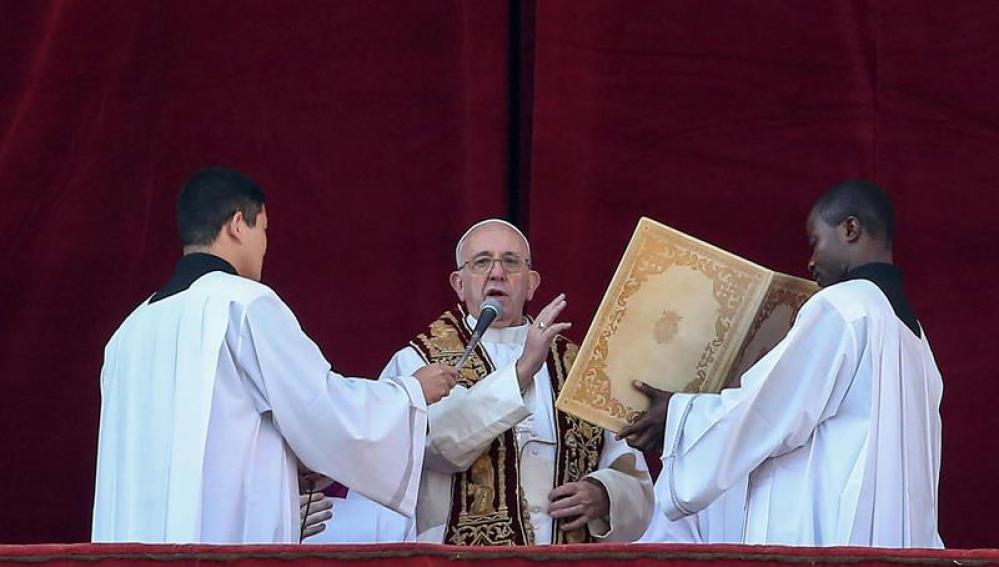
[480,298,504,323]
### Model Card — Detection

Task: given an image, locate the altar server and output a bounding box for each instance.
[92,167,457,543]
[623,180,943,547]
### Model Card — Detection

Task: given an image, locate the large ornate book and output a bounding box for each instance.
[555,217,818,434]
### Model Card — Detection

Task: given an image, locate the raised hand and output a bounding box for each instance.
[413,363,459,404]
[516,293,571,389]
[617,380,672,453]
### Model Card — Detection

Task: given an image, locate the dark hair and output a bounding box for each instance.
[812,179,895,246]
[177,167,265,246]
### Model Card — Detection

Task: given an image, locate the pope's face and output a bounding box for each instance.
[450,224,540,327]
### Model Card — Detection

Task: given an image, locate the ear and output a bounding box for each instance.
[525,270,541,301]
[842,216,862,243]
[449,271,465,302]
[224,211,246,242]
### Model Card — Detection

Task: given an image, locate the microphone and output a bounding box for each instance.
[455,298,504,370]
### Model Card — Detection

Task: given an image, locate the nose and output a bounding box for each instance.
[807,257,817,277]
[488,258,506,279]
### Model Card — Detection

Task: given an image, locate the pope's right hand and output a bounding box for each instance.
[516,293,571,390]
[414,363,459,404]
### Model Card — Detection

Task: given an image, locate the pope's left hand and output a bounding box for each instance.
[548,479,610,532]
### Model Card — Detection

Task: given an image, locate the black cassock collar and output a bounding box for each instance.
[840,262,921,338]
[149,253,238,304]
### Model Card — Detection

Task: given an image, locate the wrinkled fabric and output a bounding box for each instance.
[94,272,428,543]
[654,280,943,547]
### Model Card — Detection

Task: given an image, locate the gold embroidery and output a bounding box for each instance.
[413,307,534,546]
[468,455,496,515]
[549,338,604,545]
[564,223,765,425]
[413,308,603,546]
[449,512,518,546]
[654,309,683,345]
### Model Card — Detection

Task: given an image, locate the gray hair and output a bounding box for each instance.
[454,219,531,267]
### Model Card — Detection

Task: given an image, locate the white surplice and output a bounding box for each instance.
[318,315,653,544]
[653,279,943,547]
[309,489,414,543]
[640,477,747,543]
[93,271,428,543]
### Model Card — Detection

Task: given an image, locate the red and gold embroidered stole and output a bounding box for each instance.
[410,305,604,545]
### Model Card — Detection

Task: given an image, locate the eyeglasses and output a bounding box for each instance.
[460,254,531,275]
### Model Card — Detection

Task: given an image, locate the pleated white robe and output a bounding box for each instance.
[653,279,943,547]
[640,477,747,543]
[93,272,428,543]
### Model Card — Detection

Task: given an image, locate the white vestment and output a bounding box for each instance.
[317,315,653,544]
[653,279,943,547]
[640,477,747,543]
[310,489,413,543]
[93,271,428,543]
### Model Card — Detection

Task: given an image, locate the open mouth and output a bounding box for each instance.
[485,288,508,298]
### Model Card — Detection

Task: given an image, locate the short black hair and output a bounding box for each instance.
[812,179,895,246]
[177,167,265,246]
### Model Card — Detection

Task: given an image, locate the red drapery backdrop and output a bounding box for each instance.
[1,0,997,548]
[0,0,512,543]
[527,1,999,549]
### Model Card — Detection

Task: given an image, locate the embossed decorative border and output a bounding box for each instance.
[557,218,769,431]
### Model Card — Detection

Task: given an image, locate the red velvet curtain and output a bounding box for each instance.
[2,0,998,548]
[528,1,999,549]
[0,0,511,543]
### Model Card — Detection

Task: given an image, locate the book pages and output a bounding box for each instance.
[722,272,819,388]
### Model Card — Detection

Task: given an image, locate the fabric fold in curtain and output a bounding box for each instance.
[2,0,999,548]
[0,0,512,543]
[526,0,999,549]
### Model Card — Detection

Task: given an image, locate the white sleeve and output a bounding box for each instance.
[426,362,532,473]
[584,432,654,542]
[381,348,531,474]
[658,296,859,521]
[238,294,428,517]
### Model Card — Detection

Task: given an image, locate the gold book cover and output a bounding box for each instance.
[555,217,818,433]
